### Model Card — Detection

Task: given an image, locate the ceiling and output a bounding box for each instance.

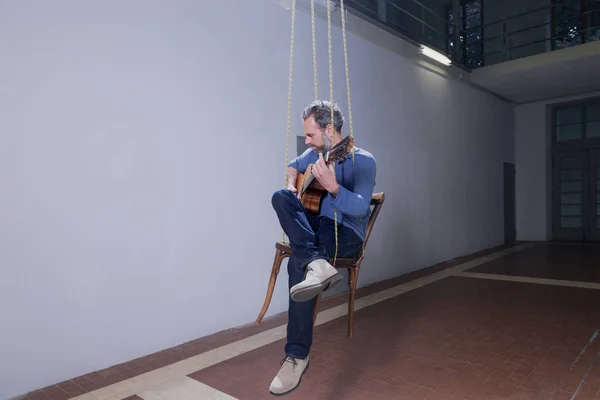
[466,41,600,104]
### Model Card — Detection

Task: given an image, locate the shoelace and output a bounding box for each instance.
[280,356,298,367]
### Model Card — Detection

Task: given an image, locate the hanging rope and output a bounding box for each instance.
[283,0,297,242]
[311,0,318,100]
[282,0,356,267]
[340,0,363,258]
[324,0,340,266]
[340,0,354,151]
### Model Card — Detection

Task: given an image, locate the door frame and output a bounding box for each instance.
[551,148,589,242]
[587,149,600,241]
[550,97,600,242]
[503,162,516,244]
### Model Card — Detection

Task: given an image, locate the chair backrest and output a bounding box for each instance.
[363,192,385,250]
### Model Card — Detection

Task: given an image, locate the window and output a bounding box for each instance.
[447,0,484,68]
[552,0,600,49]
[558,156,583,228]
[587,104,600,138]
[345,0,379,20]
[555,107,583,142]
[555,102,600,142]
[587,0,600,41]
[552,99,600,241]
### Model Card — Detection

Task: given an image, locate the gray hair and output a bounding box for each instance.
[301,100,344,133]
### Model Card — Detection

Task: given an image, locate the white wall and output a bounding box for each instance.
[0,0,514,397]
[515,91,600,241]
[515,103,550,240]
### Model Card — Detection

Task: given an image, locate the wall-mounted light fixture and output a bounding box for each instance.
[420,45,452,66]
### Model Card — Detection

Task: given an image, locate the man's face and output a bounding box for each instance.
[303,116,332,153]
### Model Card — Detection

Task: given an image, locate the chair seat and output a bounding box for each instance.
[275,241,361,267]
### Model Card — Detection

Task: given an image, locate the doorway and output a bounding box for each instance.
[552,149,600,241]
[551,99,600,242]
[503,162,516,244]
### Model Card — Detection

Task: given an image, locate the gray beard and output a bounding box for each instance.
[322,134,333,153]
[311,133,333,157]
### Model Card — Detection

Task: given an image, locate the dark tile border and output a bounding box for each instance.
[23,242,522,399]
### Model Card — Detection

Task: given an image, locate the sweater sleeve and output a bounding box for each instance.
[288,148,314,173]
[329,155,376,216]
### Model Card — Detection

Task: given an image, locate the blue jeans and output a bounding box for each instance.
[271,189,363,359]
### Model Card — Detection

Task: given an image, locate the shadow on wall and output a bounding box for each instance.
[322,216,419,298]
[374,213,421,275]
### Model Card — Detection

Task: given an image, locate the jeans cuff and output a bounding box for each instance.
[303,255,327,268]
[285,352,308,360]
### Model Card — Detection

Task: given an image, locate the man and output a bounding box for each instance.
[269,100,376,395]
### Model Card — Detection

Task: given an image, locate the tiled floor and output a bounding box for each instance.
[190,276,600,399]
[470,244,600,283]
[22,243,600,400]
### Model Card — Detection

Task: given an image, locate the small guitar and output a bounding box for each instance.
[296,135,354,214]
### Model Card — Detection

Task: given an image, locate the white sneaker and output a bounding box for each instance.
[290,259,342,302]
[269,356,309,396]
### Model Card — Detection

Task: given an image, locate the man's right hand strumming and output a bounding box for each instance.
[287,167,299,197]
[287,184,298,195]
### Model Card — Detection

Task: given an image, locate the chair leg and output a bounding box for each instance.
[256,249,289,323]
[347,268,359,338]
[312,291,322,326]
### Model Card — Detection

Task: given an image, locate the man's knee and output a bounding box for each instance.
[271,188,294,209]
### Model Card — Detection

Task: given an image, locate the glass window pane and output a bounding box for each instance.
[561,205,582,216]
[586,121,600,138]
[586,104,600,121]
[560,169,582,180]
[561,217,581,228]
[561,181,582,192]
[465,2,481,18]
[557,107,582,124]
[561,193,582,204]
[557,124,582,141]
[559,153,583,229]
[562,157,582,169]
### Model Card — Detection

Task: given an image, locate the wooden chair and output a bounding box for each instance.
[255,192,385,338]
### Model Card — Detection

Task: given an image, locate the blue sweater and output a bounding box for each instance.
[289,146,377,241]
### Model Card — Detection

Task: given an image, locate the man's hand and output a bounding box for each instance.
[287,184,298,196]
[286,167,299,197]
[312,153,339,197]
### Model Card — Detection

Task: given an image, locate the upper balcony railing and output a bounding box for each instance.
[339,0,600,70]
[462,0,600,68]
[342,0,454,63]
